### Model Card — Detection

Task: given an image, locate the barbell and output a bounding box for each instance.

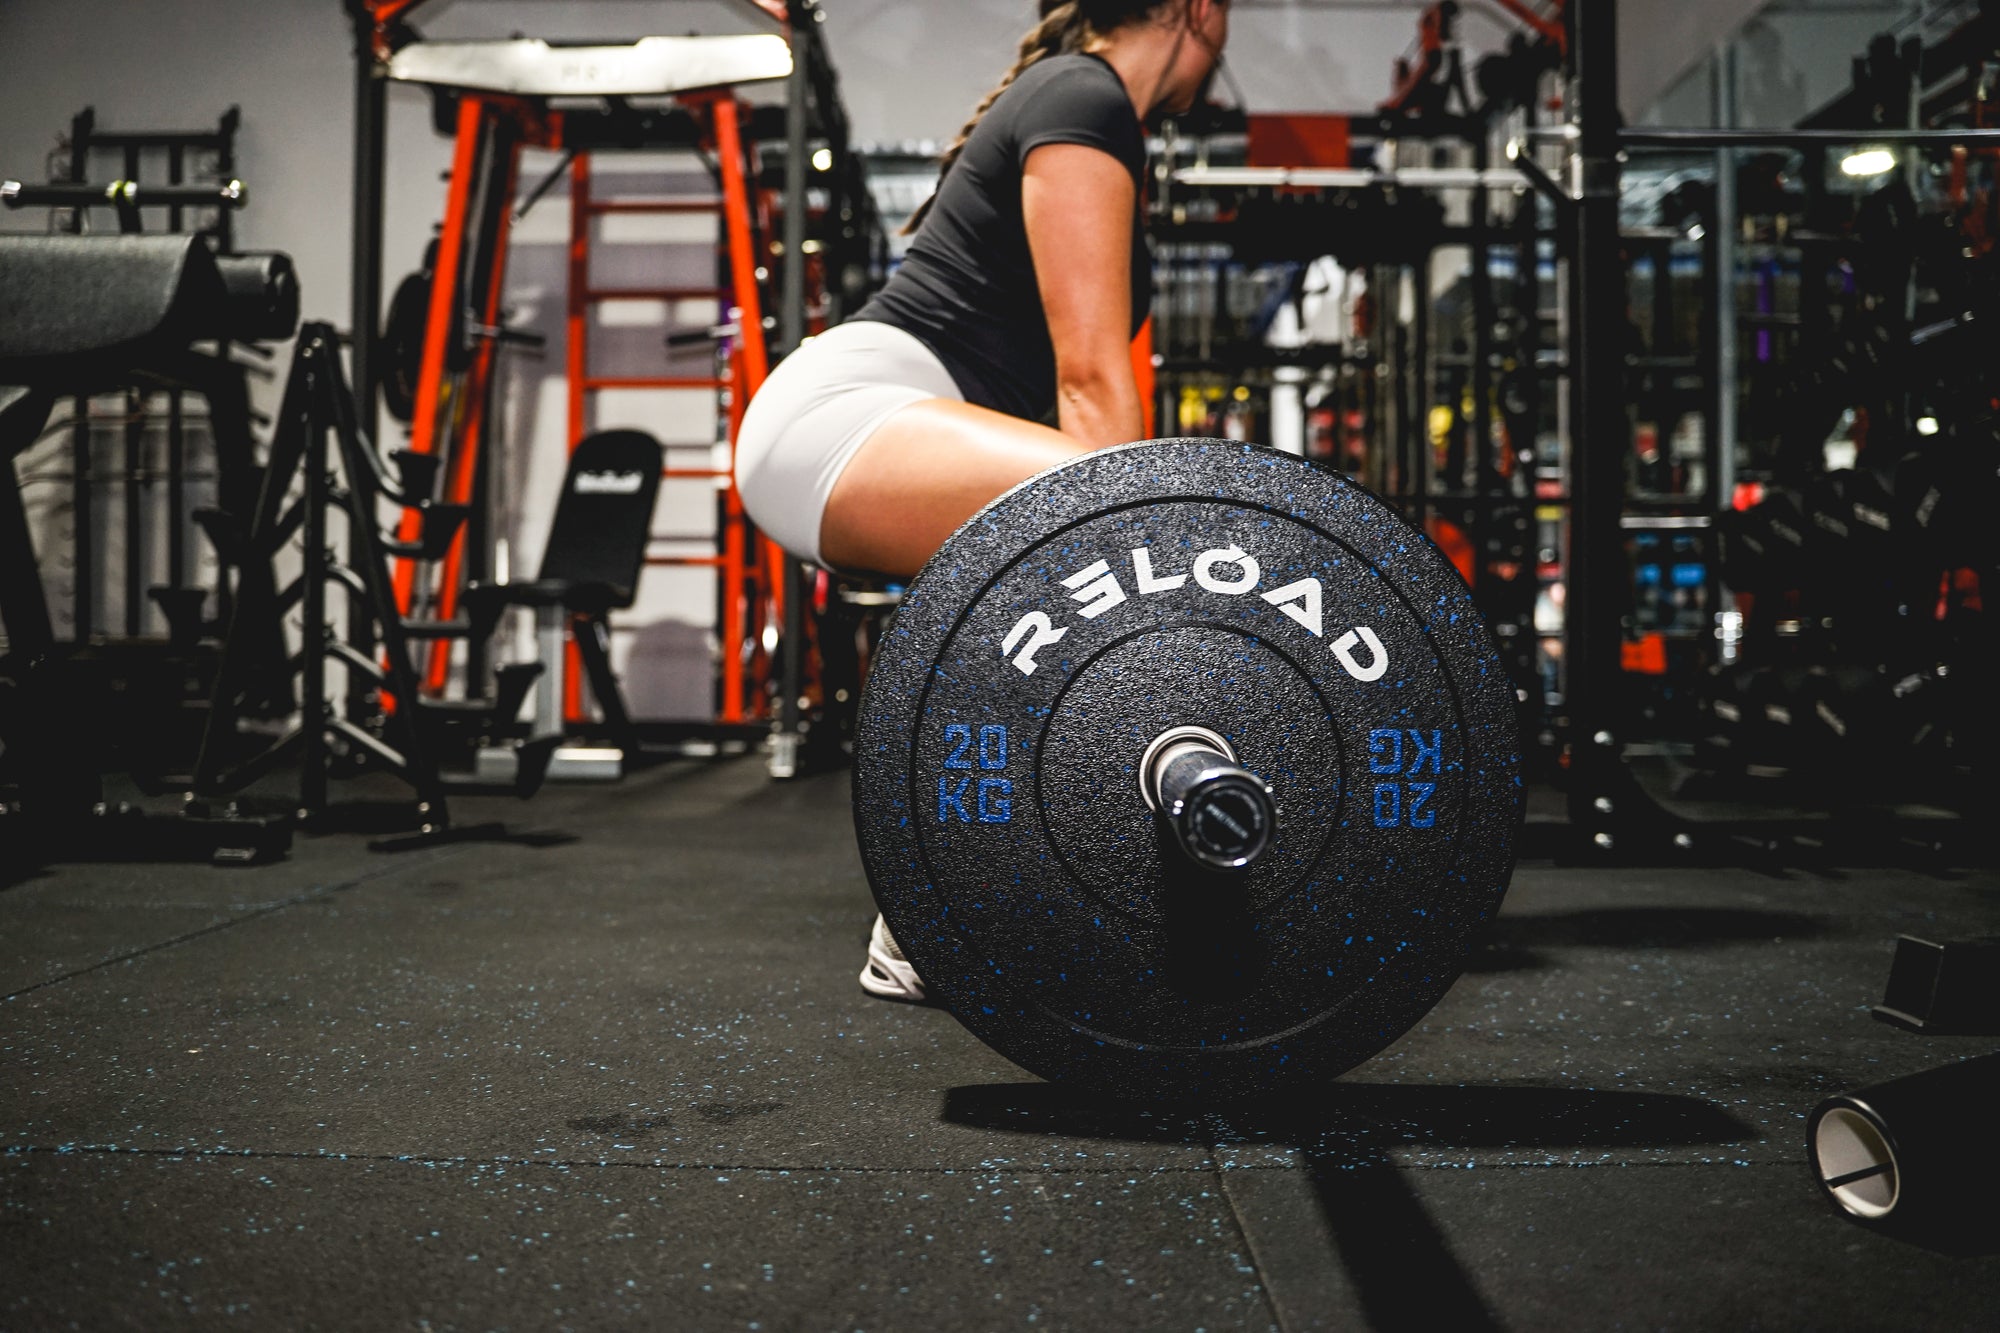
[852,439,1524,1099]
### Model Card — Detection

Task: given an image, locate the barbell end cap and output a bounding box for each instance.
[1168,771,1275,872]
[1141,726,1277,873]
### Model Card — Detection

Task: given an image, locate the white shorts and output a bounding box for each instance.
[735,319,963,567]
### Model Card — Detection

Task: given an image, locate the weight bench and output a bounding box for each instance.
[0,234,297,861]
[453,429,664,783]
[0,235,298,654]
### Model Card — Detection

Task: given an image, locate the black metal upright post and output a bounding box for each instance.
[1518,195,1541,473]
[1565,0,1629,842]
[123,387,145,638]
[1711,46,1739,533]
[1385,264,1408,495]
[166,394,186,593]
[68,113,93,643]
[215,107,240,256]
[1470,132,1494,551]
[300,349,331,824]
[167,143,187,594]
[1410,257,1431,521]
[1703,75,1734,656]
[121,139,146,639]
[350,8,386,437]
[348,4,388,721]
[771,1,812,779]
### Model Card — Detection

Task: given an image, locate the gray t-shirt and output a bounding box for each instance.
[857,52,1151,423]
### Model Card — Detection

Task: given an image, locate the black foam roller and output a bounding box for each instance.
[213,252,299,342]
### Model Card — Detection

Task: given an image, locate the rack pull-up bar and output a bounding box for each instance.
[1530,125,2000,149]
[1173,165,1526,190]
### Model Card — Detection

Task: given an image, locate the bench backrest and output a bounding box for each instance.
[538,429,664,607]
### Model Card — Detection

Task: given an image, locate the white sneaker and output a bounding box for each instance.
[859,913,929,1003]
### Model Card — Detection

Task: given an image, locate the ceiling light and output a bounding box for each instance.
[1841,148,1896,177]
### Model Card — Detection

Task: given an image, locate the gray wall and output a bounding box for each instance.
[1621,0,1770,114]
[1641,3,1914,129]
[829,0,1522,143]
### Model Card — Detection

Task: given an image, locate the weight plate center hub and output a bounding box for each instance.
[854,440,1522,1098]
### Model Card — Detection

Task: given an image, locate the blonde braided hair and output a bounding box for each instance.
[903,0,1168,234]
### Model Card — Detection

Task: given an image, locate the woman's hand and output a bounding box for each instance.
[1022,143,1145,448]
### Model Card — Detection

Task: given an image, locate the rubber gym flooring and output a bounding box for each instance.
[4,755,1998,1330]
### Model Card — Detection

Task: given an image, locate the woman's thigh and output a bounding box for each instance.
[819,398,1090,578]
[735,321,963,568]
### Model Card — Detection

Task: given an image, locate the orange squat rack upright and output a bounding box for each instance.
[561,94,783,729]
[379,90,789,737]
[348,2,847,756]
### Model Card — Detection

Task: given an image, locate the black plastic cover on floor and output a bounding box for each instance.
[4,757,1998,1329]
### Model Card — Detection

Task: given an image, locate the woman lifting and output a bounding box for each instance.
[734,0,1232,999]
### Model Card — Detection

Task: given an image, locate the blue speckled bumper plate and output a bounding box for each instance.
[853,440,1522,1099]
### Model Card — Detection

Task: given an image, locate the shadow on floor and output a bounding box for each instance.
[365,823,582,854]
[1299,1146,1501,1331]
[943,1080,1756,1330]
[0,864,57,893]
[1465,905,1827,973]
[942,1080,1753,1152]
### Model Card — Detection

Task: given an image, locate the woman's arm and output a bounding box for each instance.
[1021,143,1145,447]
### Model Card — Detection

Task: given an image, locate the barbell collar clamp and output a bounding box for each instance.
[1140,726,1275,873]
